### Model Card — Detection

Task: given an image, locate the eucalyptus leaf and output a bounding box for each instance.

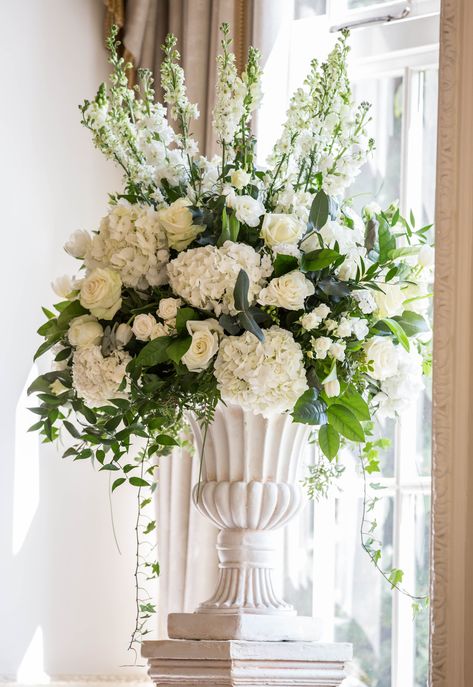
[308,189,329,230]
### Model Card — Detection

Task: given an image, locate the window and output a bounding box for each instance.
[263,4,439,686]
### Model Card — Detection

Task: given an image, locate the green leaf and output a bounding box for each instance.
[176,307,197,334]
[292,388,328,426]
[340,386,371,422]
[100,463,120,471]
[308,189,329,230]
[316,278,351,299]
[327,405,365,443]
[56,299,87,329]
[229,213,240,242]
[238,311,264,342]
[393,310,430,337]
[112,477,126,492]
[42,306,55,320]
[219,314,241,335]
[154,434,179,446]
[135,336,172,367]
[388,567,404,589]
[273,254,299,277]
[217,207,231,246]
[33,333,63,361]
[129,476,150,488]
[167,336,191,364]
[321,359,337,384]
[301,248,340,272]
[376,318,410,351]
[234,269,250,311]
[318,424,340,460]
[378,217,396,263]
[63,420,81,439]
[388,246,421,260]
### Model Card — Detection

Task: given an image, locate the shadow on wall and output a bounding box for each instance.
[0,0,143,680]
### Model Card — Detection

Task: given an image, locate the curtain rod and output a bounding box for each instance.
[330,2,411,33]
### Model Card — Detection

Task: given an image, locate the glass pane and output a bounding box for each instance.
[420,69,438,227]
[348,0,392,7]
[282,498,315,615]
[415,381,432,477]
[350,75,403,212]
[414,494,431,687]
[295,0,327,18]
[334,495,394,686]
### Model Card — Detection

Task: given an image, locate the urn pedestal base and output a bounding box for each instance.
[168,612,322,641]
[143,639,352,686]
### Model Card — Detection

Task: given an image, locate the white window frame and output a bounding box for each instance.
[328,0,440,28]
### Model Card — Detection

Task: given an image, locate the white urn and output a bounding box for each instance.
[168,403,320,641]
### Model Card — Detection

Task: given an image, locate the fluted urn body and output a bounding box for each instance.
[189,403,310,617]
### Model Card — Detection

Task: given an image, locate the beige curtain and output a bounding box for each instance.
[103,0,251,155]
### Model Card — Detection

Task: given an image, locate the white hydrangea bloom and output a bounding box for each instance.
[214,326,308,417]
[85,201,169,290]
[72,345,131,406]
[167,241,272,316]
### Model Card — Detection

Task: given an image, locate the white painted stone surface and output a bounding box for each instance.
[183,404,310,625]
[143,639,352,686]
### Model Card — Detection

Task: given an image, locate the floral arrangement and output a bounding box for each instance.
[29,26,433,629]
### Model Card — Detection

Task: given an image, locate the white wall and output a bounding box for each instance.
[0,1,147,680]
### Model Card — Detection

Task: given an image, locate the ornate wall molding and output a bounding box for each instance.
[431,0,473,684]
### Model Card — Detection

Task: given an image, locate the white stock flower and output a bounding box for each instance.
[312,336,332,360]
[64,230,92,259]
[324,379,340,398]
[214,326,308,417]
[374,347,424,418]
[300,304,331,330]
[230,169,251,190]
[334,317,353,338]
[329,341,346,362]
[132,313,157,341]
[364,336,400,381]
[68,315,103,348]
[271,243,301,260]
[351,317,370,341]
[52,275,75,299]
[182,319,222,372]
[80,267,122,320]
[353,290,377,315]
[157,297,182,321]
[168,242,271,316]
[260,213,304,247]
[157,198,203,251]
[115,323,133,348]
[228,194,265,227]
[373,283,405,318]
[72,346,131,406]
[258,271,315,310]
[418,244,435,268]
[86,202,169,289]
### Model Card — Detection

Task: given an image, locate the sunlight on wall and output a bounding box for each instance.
[13,366,40,556]
[17,626,50,684]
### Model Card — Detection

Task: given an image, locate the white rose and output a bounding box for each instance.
[115,323,133,348]
[324,379,340,398]
[312,336,332,360]
[182,319,221,372]
[313,304,330,320]
[228,194,265,228]
[64,229,92,259]
[80,267,122,320]
[68,314,103,348]
[374,283,405,318]
[335,317,353,339]
[258,270,315,310]
[261,213,305,247]
[157,297,182,321]
[364,336,400,381]
[324,318,338,332]
[418,244,435,268]
[329,341,346,362]
[157,198,203,251]
[52,275,75,299]
[300,312,322,330]
[132,313,157,341]
[230,169,251,190]
[150,322,169,339]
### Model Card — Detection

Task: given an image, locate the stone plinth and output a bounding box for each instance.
[143,639,352,686]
